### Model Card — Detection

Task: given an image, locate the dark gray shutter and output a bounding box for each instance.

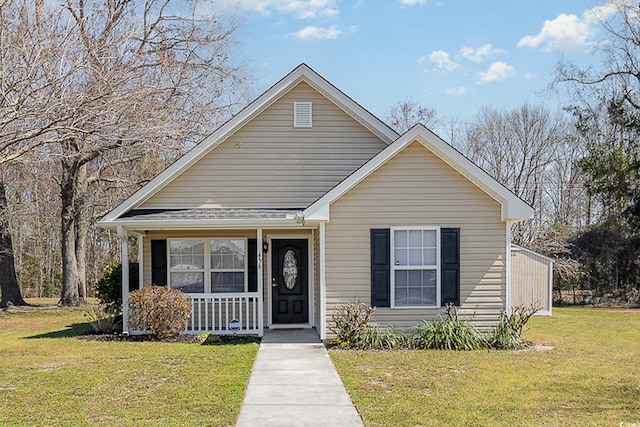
[441,228,460,306]
[370,228,391,307]
[151,239,167,286]
[248,239,257,292]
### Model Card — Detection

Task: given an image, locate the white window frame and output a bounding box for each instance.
[390,226,441,308]
[168,238,206,293]
[168,238,248,294]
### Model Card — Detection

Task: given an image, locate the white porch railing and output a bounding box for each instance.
[186,293,262,336]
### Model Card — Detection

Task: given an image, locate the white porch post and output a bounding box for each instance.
[117,226,130,334]
[319,222,327,340]
[257,228,264,337]
[137,235,144,289]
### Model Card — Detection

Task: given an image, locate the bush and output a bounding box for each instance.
[95,261,139,314]
[488,316,523,350]
[83,304,121,334]
[128,286,192,339]
[414,305,485,350]
[330,300,377,346]
[352,325,412,350]
[488,304,540,350]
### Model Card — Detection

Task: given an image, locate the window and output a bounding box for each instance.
[210,239,245,293]
[169,240,205,293]
[168,238,247,293]
[391,227,440,307]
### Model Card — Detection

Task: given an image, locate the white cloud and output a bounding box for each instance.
[477,62,516,84]
[199,0,340,19]
[399,0,428,6]
[523,72,537,80]
[518,1,626,51]
[445,86,467,96]
[460,44,505,62]
[518,13,593,51]
[293,25,355,40]
[428,50,460,71]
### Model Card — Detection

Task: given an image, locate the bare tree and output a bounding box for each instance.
[556,0,640,111]
[0,0,79,307]
[0,0,246,306]
[462,104,571,242]
[384,97,439,134]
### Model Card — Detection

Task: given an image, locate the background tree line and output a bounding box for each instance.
[1,0,639,307]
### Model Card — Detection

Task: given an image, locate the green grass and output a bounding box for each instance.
[330,307,640,427]
[0,305,259,426]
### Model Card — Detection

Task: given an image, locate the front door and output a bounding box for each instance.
[271,239,308,324]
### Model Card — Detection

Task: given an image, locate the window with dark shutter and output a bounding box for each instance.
[151,239,167,286]
[440,228,460,306]
[370,229,391,307]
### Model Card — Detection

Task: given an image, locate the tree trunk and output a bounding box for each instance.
[0,178,28,308]
[75,164,88,300]
[59,160,83,306]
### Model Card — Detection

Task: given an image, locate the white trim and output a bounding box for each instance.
[266,233,313,329]
[99,64,397,225]
[390,226,441,309]
[510,243,555,263]
[318,222,327,340]
[137,235,144,290]
[256,229,264,336]
[505,223,513,315]
[308,232,315,328]
[118,227,130,334]
[547,253,554,316]
[304,124,534,223]
[167,238,249,294]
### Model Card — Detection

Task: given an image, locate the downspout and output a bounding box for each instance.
[117,226,130,334]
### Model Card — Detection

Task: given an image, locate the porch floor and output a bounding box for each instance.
[236,329,364,427]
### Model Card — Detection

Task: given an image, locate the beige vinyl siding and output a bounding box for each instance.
[324,141,507,334]
[511,247,552,313]
[141,82,388,209]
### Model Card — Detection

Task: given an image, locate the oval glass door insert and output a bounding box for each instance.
[283,250,298,290]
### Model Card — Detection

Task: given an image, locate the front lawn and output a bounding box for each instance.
[0,304,258,426]
[330,307,640,426]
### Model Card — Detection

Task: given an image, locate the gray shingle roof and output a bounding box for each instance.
[118,208,304,223]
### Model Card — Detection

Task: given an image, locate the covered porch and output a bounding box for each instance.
[114,208,327,338]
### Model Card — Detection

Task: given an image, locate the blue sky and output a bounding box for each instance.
[199,0,617,128]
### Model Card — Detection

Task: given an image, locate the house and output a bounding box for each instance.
[98,64,534,339]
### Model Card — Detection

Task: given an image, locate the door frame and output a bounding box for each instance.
[267,233,314,328]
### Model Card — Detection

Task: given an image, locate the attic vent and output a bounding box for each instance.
[294,102,312,128]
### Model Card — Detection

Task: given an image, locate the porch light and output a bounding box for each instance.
[263,241,269,253]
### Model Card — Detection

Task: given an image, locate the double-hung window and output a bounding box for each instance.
[391,227,440,307]
[210,239,245,293]
[169,240,205,293]
[168,238,247,293]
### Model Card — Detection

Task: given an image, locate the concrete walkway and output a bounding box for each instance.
[236,329,364,427]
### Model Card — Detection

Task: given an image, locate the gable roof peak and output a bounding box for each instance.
[99,63,398,225]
